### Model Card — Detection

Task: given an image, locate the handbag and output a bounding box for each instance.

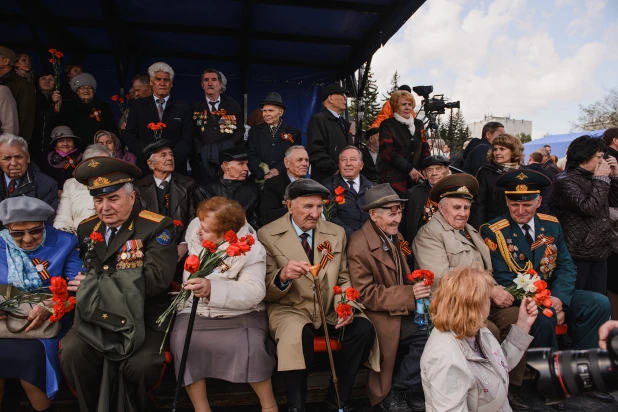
[0,284,61,339]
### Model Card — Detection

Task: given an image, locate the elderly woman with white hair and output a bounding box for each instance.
[59,73,118,151]
[53,144,112,233]
[125,61,194,175]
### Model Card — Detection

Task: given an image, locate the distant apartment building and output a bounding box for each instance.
[468,114,532,138]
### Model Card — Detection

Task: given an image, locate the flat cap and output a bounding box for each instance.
[143,139,172,160]
[74,156,141,196]
[219,146,248,164]
[71,73,97,93]
[362,183,407,212]
[420,155,450,169]
[284,178,330,201]
[320,84,349,102]
[0,46,17,63]
[496,169,551,201]
[365,127,379,139]
[50,125,80,144]
[0,197,55,225]
[429,174,478,203]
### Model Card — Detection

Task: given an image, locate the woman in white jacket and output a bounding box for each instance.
[52,144,111,233]
[421,267,538,412]
[171,197,277,412]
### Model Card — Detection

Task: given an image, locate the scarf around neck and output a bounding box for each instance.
[369,220,406,285]
[394,112,416,136]
[0,228,47,291]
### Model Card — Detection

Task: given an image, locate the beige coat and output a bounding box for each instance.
[53,178,95,233]
[258,213,380,371]
[421,326,533,412]
[412,211,492,286]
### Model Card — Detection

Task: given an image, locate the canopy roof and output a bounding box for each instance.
[523,129,606,159]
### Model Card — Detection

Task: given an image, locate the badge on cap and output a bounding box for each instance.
[156,229,172,245]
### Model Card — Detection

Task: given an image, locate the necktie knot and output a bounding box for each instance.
[159,180,169,190]
[7,179,17,194]
[522,223,530,231]
[299,233,309,240]
[157,98,165,105]
[107,227,118,246]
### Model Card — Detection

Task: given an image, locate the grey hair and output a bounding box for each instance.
[148,62,175,82]
[202,68,227,93]
[83,144,112,160]
[338,145,362,160]
[0,53,15,66]
[538,147,549,157]
[0,134,28,152]
[284,145,307,158]
[124,182,135,195]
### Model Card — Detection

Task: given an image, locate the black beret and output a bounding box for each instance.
[365,127,380,139]
[420,155,450,169]
[219,146,248,164]
[142,139,172,160]
[285,179,330,201]
[320,84,349,102]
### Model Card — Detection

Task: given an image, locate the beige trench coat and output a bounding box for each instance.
[412,211,492,286]
[258,213,380,371]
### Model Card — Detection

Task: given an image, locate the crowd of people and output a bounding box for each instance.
[1,44,618,412]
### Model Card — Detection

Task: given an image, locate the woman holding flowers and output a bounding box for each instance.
[170,197,277,412]
[0,197,81,411]
[421,267,537,412]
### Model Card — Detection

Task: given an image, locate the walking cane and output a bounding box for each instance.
[171,295,199,412]
[309,264,344,412]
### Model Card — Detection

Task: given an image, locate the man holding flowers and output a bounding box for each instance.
[347,183,428,412]
[258,178,379,412]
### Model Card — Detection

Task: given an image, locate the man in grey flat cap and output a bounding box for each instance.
[258,178,379,412]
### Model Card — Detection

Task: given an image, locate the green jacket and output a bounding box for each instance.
[480,213,576,307]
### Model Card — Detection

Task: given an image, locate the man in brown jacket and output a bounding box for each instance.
[347,183,427,412]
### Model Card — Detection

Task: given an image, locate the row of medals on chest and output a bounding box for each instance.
[116,240,144,269]
[193,110,237,133]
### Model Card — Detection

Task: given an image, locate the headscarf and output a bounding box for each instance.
[0,227,47,290]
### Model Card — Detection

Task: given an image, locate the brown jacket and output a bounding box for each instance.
[258,213,380,371]
[347,221,416,405]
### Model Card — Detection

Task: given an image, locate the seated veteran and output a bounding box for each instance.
[134,139,197,258]
[480,169,612,405]
[59,156,178,412]
[402,155,450,250]
[347,184,428,412]
[53,144,112,233]
[171,198,277,412]
[0,134,58,224]
[322,146,375,237]
[247,92,302,180]
[260,145,309,225]
[40,126,83,193]
[94,129,137,164]
[413,174,528,408]
[421,267,537,412]
[0,197,81,412]
[197,146,261,230]
[258,179,379,412]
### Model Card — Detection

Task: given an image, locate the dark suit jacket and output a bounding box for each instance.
[192,94,244,146]
[134,172,197,242]
[124,96,193,174]
[260,173,291,225]
[246,121,302,179]
[307,108,352,183]
[321,173,374,237]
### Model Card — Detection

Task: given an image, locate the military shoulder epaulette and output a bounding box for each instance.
[537,213,559,223]
[488,219,509,233]
[80,214,99,225]
[138,210,165,223]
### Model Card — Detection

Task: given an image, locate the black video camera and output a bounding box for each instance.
[412,85,460,129]
[526,327,618,404]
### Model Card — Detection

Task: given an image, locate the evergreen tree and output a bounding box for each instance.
[381,71,400,101]
[349,64,381,131]
[516,132,532,143]
[438,109,469,152]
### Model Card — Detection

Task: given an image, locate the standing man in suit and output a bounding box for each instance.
[307,84,352,183]
[192,68,244,180]
[258,179,379,412]
[260,145,309,225]
[124,62,193,174]
[134,139,197,261]
[247,92,302,181]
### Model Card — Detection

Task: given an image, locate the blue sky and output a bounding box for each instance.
[372,0,617,139]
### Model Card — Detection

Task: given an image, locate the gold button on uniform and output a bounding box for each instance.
[103,265,109,270]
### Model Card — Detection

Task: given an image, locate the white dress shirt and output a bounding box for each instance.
[153,94,170,111]
[153,174,172,189]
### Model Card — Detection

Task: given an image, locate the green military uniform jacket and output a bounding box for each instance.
[480,213,576,307]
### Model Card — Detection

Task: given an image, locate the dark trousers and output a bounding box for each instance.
[530,289,610,350]
[59,328,167,412]
[574,259,608,295]
[281,317,375,409]
[391,326,427,392]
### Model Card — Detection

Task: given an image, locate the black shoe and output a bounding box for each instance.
[551,402,565,410]
[587,391,615,403]
[508,394,530,411]
[404,389,425,412]
[324,391,356,412]
[380,390,412,412]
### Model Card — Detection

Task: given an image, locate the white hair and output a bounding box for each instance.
[338,145,362,160]
[124,182,134,195]
[285,145,307,158]
[0,134,28,152]
[148,62,175,82]
[83,144,112,160]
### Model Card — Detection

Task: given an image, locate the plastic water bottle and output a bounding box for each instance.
[414,298,429,327]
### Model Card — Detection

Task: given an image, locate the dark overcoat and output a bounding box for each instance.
[307,108,352,183]
[246,120,301,179]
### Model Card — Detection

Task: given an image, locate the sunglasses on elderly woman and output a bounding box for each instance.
[378,204,404,213]
[8,226,44,239]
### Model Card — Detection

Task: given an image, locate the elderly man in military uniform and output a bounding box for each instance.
[258,179,379,412]
[59,157,177,412]
[481,169,613,405]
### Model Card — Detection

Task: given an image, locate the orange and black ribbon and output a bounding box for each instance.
[31,258,50,281]
[531,234,556,252]
[317,241,334,269]
[399,240,412,256]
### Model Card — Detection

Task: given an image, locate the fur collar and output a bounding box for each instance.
[394,112,416,136]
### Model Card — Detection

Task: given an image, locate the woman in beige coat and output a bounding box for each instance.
[420,267,537,412]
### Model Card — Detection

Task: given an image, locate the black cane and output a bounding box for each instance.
[171,295,199,412]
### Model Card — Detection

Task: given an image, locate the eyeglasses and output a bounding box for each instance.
[8,226,44,240]
[377,204,404,212]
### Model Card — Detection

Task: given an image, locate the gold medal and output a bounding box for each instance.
[136,260,143,267]
[121,252,128,260]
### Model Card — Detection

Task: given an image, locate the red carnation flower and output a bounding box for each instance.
[334,186,345,195]
[244,234,255,245]
[90,231,104,243]
[333,286,342,295]
[173,220,183,227]
[346,287,359,302]
[202,240,217,253]
[336,303,353,318]
[224,230,238,245]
